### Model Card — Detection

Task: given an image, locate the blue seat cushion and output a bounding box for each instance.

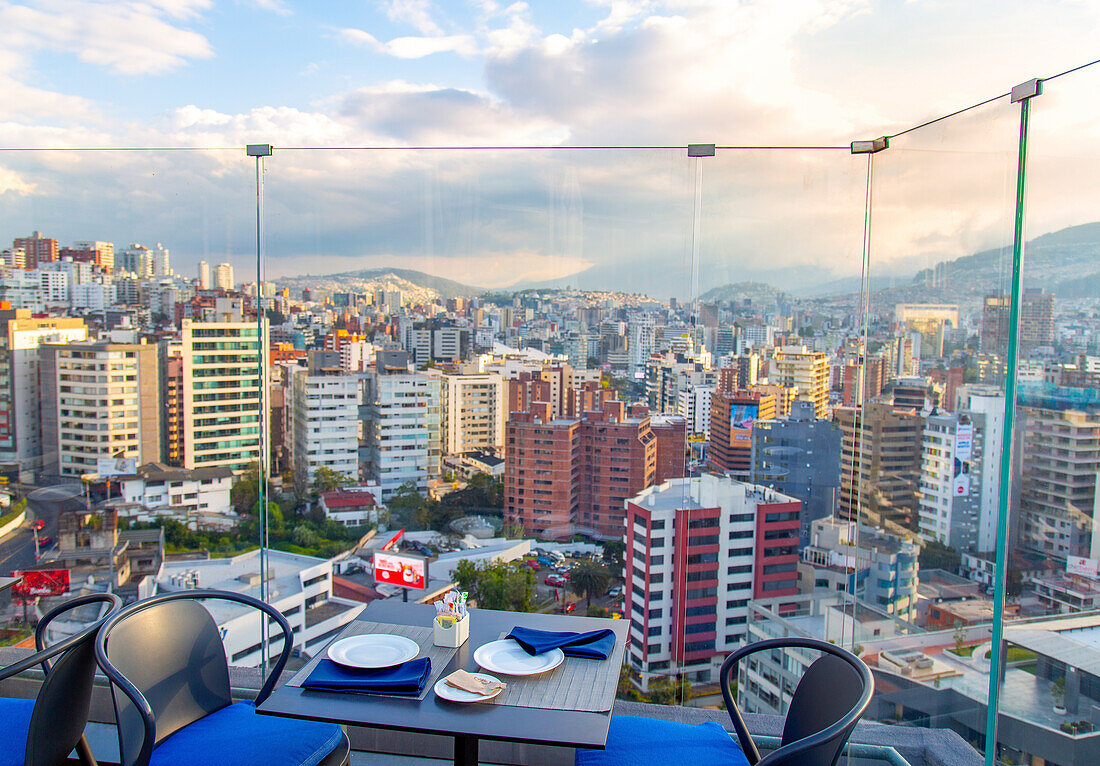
[151,700,343,766]
[575,716,750,766]
[0,697,34,766]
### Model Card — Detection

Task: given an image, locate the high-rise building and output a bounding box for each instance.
[13,232,58,269]
[894,304,959,359]
[117,244,155,278]
[290,361,359,489]
[1017,384,1100,561]
[773,345,830,417]
[180,313,261,471]
[981,289,1056,354]
[504,400,661,539]
[651,415,688,484]
[67,241,115,272]
[214,262,234,291]
[162,343,185,466]
[629,313,656,373]
[152,243,170,276]
[917,387,1003,553]
[441,373,506,456]
[676,384,714,436]
[2,247,26,270]
[707,387,776,480]
[361,370,441,500]
[39,341,160,477]
[198,261,211,289]
[624,474,800,688]
[835,401,925,528]
[0,309,87,474]
[751,400,842,546]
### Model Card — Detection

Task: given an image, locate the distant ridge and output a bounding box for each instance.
[275,267,486,300]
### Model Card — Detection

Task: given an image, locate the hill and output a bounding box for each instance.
[699,281,790,306]
[274,268,485,302]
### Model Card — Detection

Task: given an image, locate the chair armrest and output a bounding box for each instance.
[0,593,120,678]
[718,637,875,766]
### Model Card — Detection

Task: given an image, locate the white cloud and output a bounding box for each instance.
[383,0,443,35]
[243,0,292,15]
[339,28,479,58]
[0,0,214,75]
[0,166,36,196]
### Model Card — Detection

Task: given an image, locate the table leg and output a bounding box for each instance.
[454,734,478,766]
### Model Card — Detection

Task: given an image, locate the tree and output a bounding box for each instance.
[311,467,354,495]
[646,675,692,705]
[569,560,611,610]
[602,540,625,571]
[452,559,536,612]
[919,539,961,573]
[953,621,967,655]
[230,463,261,514]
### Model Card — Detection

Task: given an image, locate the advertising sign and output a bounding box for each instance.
[11,569,70,597]
[96,457,137,477]
[730,404,759,431]
[1067,556,1099,579]
[373,551,428,590]
[952,421,974,497]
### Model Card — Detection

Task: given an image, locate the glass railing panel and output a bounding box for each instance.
[862,95,1020,757]
[994,61,1100,766]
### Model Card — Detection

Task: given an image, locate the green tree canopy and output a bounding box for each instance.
[569,560,612,609]
[452,559,536,612]
[311,467,355,495]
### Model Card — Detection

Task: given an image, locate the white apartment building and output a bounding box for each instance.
[39,341,161,477]
[442,373,505,456]
[629,313,657,373]
[0,270,70,311]
[198,261,210,289]
[155,549,364,667]
[362,371,441,500]
[214,262,234,290]
[918,386,1003,553]
[772,345,830,418]
[120,463,234,516]
[181,313,261,472]
[71,282,117,312]
[676,384,714,435]
[290,368,360,487]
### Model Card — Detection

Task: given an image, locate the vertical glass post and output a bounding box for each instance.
[247,143,273,667]
[984,80,1040,766]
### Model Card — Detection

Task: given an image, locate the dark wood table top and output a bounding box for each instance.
[256,600,629,750]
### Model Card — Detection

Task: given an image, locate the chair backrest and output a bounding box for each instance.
[102,599,233,766]
[779,653,866,766]
[0,592,121,766]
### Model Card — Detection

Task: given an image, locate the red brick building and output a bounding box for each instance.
[707,388,776,479]
[13,232,57,269]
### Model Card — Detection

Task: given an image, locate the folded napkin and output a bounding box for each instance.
[506,626,616,660]
[301,658,432,696]
[444,669,507,696]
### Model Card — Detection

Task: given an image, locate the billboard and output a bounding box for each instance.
[730,404,758,431]
[11,569,70,597]
[373,551,428,590]
[96,456,137,477]
[1067,556,1099,579]
[952,421,974,497]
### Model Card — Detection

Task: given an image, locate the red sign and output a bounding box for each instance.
[373,551,427,590]
[11,569,70,597]
[381,528,404,551]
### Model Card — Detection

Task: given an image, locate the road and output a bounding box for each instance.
[0,484,85,575]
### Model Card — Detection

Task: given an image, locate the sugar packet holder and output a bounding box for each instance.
[434,611,469,647]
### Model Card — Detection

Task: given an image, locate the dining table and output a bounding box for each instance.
[256,599,629,766]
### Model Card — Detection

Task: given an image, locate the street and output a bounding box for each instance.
[0,484,85,575]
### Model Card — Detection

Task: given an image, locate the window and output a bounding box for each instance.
[687,552,718,564]
[688,517,719,529]
[685,605,716,616]
[686,587,716,599]
[689,534,719,546]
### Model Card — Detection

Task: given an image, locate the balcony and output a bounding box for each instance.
[0,646,973,765]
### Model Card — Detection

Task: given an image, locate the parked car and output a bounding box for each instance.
[563,602,577,613]
[523,560,540,570]
[32,519,45,531]
[607,584,624,598]
[537,556,555,567]
[37,536,53,548]
[544,574,567,587]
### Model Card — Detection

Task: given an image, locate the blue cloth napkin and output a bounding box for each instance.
[301,658,431,696]
[507,626,615,659]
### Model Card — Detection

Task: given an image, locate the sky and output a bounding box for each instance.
[0,0,1098,296]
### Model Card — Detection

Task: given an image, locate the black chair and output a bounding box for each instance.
[576,637,873,766]
[0,592,122,766]
[94,589,350,766]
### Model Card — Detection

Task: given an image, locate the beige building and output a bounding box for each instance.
[773,345,830,418]
[0,308,87,474]
[40,342,161,477]
[442,373,506,456]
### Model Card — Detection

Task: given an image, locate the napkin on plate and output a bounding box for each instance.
[301,658,432,696]
[506,626,616,660]
[443,669,507,696]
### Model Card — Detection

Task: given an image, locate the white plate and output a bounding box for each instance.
[327,634,419,669]
[473,639,565,676]
[434,672,505,703]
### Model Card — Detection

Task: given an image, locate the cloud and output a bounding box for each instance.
[0,166,36,196]
[243,0,292,15]
[339,28,479,58]
[0,0,214,75]
[383,0,443,35]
